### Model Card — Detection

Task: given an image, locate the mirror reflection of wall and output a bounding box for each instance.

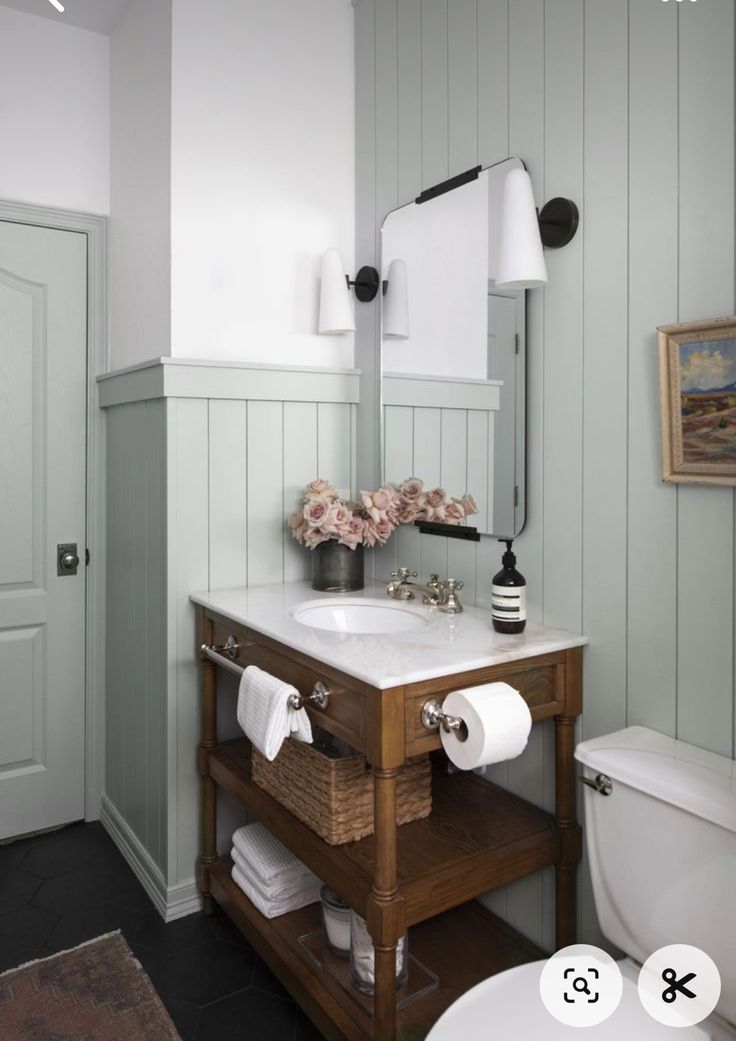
[380,157,537,539]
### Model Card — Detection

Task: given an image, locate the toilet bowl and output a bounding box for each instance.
[427,726,736,1041]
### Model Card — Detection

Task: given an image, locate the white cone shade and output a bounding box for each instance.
[382,259,410,339]
[494,168,549,290]
[318,249,355,334]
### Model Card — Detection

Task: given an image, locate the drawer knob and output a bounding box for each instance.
[288,681,330,712]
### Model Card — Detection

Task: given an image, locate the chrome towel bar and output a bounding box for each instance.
[200,640,331,711]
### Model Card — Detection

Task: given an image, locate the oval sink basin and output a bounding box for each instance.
[292,598,430,635]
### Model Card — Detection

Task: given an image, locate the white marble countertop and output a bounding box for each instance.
[191,581,587,690]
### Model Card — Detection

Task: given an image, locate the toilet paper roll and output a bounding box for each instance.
[440,682,532,770]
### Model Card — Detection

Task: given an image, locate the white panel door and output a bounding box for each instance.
[0,220,87,839]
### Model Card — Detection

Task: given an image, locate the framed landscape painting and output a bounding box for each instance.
[658,316,736,485]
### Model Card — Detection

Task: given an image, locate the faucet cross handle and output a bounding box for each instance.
[439,578,464,614]
[396,567,418,580]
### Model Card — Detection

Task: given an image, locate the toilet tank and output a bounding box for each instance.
[576,726,736,1026]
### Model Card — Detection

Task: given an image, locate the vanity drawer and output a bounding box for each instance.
[207,617,367,751]
[404,661,562,756]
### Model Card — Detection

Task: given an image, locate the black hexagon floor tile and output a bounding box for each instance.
[0,868,42,915]
[0,904,59,971]
[20,826,100,879]
[294,1009,327,1041]
[0,836,35,873]
[44,901,143,953]
[159,993,200,1041]
[31,866,120,915]
[196,987,297,1041]
[135,908,216,954]
[155,939,256,1006]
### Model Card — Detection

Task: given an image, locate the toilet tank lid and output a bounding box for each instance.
[575,726,736,835]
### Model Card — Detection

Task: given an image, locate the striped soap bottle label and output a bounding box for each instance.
[491,585,527,622]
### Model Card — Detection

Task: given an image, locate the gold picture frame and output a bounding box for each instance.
[658,315,736,485]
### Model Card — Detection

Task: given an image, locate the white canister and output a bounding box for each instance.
[320,886,351,956]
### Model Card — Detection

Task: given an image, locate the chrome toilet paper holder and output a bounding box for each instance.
[421,698,465,734]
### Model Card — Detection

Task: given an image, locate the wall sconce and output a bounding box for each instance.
[382,259,409,340]
[494,168,580,290]
[538,197,579,249]
[495,168,549,290]
[318,250,382,334]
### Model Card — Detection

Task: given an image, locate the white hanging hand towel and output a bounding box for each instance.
[237,665,312,761]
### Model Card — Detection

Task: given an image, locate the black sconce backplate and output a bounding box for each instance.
[538,197,579,249]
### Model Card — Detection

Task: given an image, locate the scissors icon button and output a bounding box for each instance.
[661,968,697,1003]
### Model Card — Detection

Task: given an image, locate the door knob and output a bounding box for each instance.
[57,543,80,576]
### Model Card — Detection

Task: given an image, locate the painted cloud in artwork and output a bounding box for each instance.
[680,338,736,391]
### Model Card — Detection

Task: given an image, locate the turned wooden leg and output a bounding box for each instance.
[554,714,580,948]
[367,766,403,1041]
[198,629,218,917]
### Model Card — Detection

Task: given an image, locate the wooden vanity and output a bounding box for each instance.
[194,584,584,1041]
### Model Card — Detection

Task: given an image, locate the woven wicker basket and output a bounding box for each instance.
[251,738,432,845]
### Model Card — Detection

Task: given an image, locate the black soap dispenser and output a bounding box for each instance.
[491,539,526,634]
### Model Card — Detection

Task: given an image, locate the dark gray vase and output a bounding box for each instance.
[312,542,364,592]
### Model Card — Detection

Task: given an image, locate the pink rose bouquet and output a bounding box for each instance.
[288,476,478,550]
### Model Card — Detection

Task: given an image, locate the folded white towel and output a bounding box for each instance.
[231,822,312,887]
[231,846,320,903]
[231,862,321,919]
[237,665,312,761]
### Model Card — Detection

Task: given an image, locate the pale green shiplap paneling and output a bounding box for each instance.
[355,0,736,949]
[105,400,168,875]
[676,0,735,757]
[209,400,248,590]
[627,0,678,737]
[581,0,628,743]
[283,402,319,583]
[448,0,478,174]
[105,389,357,900]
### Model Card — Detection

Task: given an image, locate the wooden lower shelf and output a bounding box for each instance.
[208,857,545,1041]
[210,739,560,926]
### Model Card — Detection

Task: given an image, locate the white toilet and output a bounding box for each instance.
[427,726,736,1040]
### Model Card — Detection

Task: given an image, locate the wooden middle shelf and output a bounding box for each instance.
[209,739,558,926]
[209,856,545,1041]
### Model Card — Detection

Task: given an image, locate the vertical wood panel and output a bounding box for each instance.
[145,400,167,869]
[447,0,478,174]
[247,402,284,587]
[413,408,442,486]
[283,402,318,583]
[676,0,735,755]
[167,397,209,886]
[397,0,423,203]
[627,0,678,736]
[467,410,489,532]
[317,403,352,494]
[477,0,509,166]
[421,0,449,190]
[384,405,414,484]
[581,0,628,741]
[542,0,584,633]
[508,0,545,624]
[376,0,399,221]
[439,408,467,497]
[355,0,380,492]
[209,400,248,590]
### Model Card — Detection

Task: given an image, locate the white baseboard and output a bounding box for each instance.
[100,794,203,922]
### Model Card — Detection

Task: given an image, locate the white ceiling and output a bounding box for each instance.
[0,0,130,35]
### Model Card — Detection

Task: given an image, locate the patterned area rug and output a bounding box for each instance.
[0,931,181,1041]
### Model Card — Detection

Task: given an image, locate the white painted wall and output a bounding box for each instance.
[0,6,110,214]
[109,0,172,371]
[170,0,355,367]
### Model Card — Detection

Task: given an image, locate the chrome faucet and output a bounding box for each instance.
[386,568,464,613]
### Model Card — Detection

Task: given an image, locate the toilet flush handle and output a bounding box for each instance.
[579,773,613,796]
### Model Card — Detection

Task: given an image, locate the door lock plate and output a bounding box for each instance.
[57,543,80,576]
